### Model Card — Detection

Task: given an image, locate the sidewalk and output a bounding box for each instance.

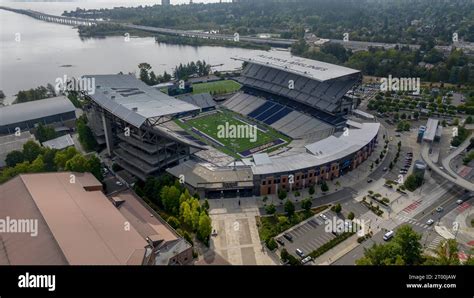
[314,234,360,265]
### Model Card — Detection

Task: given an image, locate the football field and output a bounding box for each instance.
[177,110,289,157]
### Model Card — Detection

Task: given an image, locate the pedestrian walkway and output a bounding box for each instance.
[427,235,444,251]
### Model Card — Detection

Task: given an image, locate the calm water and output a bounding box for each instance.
[0,0,253,103]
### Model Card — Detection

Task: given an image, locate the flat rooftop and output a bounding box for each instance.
[0,172,148,265]
[423,118,439,142]
[0,96,75,127]
[233,51,360,82]
[83,74,200,128]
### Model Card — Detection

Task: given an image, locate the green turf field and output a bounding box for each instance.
[192,80,241,95]
[176,110,290,157]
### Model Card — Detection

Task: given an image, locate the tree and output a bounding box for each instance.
[65,154,89,172]
[394,225,423,265]
[202,199,210,212]
[404,174,423,191]
[424,239,460,265]
[348,212,355,220]
[54,146,78,169]
[309,185,315,195]
[22,141,42,163]
[166,216,180,229]
[87,155,103,181]
[332,203,342,214]
[466,116,473,124]
[5,150,24,167]
[284,200,295,217]
[278,189,287,200]
[29,156,45,173]
[161,185,181,215]
[197,211,212,243]
[265,204,276,215]
[301,198,312,213]
[35,123,57,143]
[321,181,329,192]
[77,115,97,151]
[356,225,423,265]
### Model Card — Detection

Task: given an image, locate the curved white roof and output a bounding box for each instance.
[251,123,380,175]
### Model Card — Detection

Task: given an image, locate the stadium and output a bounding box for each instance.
[82,51,380,198]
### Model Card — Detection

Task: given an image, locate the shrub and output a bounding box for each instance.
[266,238,278,251]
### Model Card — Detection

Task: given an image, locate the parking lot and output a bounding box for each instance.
[275,210,342,262]
[385,146,414,182]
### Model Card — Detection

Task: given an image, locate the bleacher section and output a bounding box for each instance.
[178,93,215,110]
[223,93,334,140]
[237,63,359,115]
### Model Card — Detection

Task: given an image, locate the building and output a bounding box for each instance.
[0,172,192,265]
[413,160,427,181]
[233,51,362,119]
[161,0,170,5]
[41,134,74,150]
[83,74,205,181]
[423,118,439,143]
[166,53,377,197]
[0,132,37,168]
[0,96,76,135]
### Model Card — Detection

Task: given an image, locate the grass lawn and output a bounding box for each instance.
[192,80,241,95]
[176,110,290,157]
[257,205,330,243]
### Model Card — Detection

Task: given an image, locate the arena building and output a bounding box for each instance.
[82,52,379,198]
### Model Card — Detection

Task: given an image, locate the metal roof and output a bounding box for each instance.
[423,118,439,142]
[42,134,74,150]
[251,123,380,175]
[83,74,200,128]
[233,51,360,82]
[0,96,75,127]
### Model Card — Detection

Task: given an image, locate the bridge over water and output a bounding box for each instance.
[0,6,98,26]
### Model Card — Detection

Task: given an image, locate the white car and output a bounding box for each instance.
[115,181,123,186]
[301,256,313,264]
[426,219,434,226]
[456,199,463,205]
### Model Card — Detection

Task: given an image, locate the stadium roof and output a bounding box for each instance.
[251,123,380,175]
[83,74,200,128]
[0,96,75,127]
[233,51,360,82]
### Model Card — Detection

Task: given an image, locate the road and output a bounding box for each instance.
[333,184,469,265]
[421,143,474,191]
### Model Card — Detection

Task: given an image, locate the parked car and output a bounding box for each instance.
[295,248,305,258]
[276,238,285,246]
[301,256,313,264]
[283,233,293,242]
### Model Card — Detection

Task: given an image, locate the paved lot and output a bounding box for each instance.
[209,204,276,265]
[275,210,343,260]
